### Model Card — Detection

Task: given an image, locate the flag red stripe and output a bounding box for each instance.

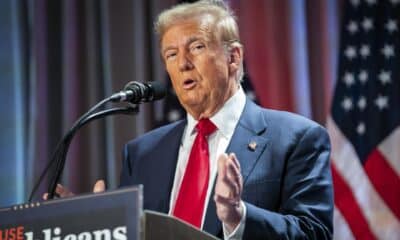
[331,164,376,240]
[364,149,400,220]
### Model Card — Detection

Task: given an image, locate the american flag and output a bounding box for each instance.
[327,0,400,239]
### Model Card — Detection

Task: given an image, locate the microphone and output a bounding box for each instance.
[111,81,166,104]
[37,81,165,201]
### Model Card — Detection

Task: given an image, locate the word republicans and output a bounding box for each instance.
[0,226,127,240]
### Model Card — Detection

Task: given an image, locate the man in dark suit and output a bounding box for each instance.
[54,1,333,239]
[119,1,333,239]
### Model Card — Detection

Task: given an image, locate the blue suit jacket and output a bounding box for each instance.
[120,99,333,239]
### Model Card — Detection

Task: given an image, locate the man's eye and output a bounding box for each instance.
[165,52,177,60]
[191,44,205,53]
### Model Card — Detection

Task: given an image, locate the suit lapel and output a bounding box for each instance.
[203,100,269,236]
[226,101,268,185]
[145,120,186,214]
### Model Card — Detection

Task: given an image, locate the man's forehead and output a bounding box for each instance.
[161,20,214,48]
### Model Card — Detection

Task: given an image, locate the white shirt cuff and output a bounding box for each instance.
[222,201,247,240]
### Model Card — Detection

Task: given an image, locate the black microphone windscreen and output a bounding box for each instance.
[123,81,166,103]
[146,81,166,101]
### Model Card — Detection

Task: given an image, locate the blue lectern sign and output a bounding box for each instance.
[0,186,142,240]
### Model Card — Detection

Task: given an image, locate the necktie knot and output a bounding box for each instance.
[196,118,217,137]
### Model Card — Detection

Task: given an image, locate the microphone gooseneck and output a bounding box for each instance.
[29,81,166,201]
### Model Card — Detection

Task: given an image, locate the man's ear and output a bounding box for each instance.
[228,45,243,73]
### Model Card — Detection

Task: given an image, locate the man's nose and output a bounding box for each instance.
[178,53,194,72]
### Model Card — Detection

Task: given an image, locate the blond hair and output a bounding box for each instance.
[155,0,244,82]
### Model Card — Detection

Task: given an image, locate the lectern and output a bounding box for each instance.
[0,186,218,240]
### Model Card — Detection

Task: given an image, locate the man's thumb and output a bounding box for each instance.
[93,179,106,193]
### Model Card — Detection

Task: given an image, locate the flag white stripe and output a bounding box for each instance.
[327,117,400,239]
[333,207,355,240]
[377,126,400,178]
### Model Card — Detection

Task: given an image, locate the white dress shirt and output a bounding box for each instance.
[168,87,247,239]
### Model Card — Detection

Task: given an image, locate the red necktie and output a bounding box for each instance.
[173,118,217,228]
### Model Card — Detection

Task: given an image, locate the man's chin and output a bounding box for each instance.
[179,95,203,108]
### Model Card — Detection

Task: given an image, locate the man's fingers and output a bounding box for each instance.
[214,194,240,208]
[226,162,242,196]
[93,179,106,193]
[218,153,240,181]
[221,173,240,197]
[217,153,229,177]
[42,184,73,200]
[228,153,241,172]
[216,153,243,198]
[56,184,74,197]
[215,153,244,231]
[225,154,243,196]
[42,180,105,200]
[217,154,237,194]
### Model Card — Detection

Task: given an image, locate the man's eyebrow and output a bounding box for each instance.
[186,36,204,45]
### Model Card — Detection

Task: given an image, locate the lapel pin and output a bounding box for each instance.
[248,141,257,151]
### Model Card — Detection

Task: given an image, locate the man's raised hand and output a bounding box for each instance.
[214,153,244,233]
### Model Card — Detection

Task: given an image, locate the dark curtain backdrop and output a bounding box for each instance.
[0,0,175,205]
[0,0,341,206]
